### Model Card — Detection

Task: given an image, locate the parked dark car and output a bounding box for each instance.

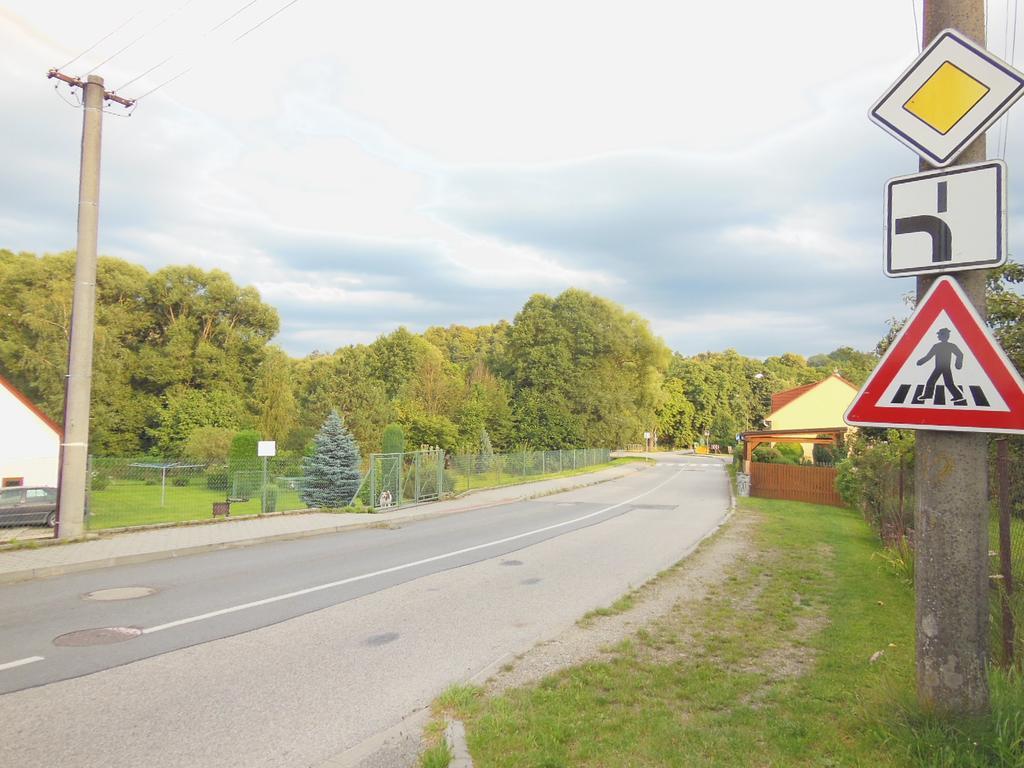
[0,486,58,527]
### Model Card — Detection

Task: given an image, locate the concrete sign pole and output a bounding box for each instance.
[56,75,104,540]
[915,0,990,714]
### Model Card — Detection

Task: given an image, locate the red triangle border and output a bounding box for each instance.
[845,277,1024,433]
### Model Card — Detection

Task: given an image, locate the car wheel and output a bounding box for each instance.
[45,511,56,528]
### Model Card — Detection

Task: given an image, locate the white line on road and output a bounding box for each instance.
[143,468,684,635]
[0,656,44,672]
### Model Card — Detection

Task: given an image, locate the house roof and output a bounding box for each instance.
[769,373,858,416]
[0,373,62,436]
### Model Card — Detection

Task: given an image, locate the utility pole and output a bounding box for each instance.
[47,71,133,540]
[915,0,990,714]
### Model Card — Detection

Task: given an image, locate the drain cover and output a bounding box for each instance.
[84,587,156,601]
[365,632,399,647]
[54,627,143,647]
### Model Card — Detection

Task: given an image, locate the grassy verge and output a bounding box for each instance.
[430,497,1024,767]
[450,456,651,495]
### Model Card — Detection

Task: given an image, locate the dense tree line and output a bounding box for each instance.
[0,250,879,460]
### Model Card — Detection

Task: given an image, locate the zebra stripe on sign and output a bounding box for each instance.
[877,310,1009,412]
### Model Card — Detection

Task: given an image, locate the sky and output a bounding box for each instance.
[2,1,1022,359]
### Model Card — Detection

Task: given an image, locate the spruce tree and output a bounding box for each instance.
[301,411,362,508]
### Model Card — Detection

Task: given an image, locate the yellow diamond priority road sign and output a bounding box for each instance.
[870,29,1024,167]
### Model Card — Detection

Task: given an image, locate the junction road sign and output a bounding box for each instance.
[845,276,1024,433]
[884,160,1006,277]
[870,29,1024,167]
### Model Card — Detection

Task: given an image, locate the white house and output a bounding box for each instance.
[0,374,61,487]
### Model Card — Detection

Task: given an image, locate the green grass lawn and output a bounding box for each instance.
[87,480,306,530]
[429,497,1024,767]
[87,457,649,530]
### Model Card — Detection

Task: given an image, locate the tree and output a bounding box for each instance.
[501,289,669,448]
[183,426,235,462]
[301,411,362,508]
[382,423,405,454]
[253,346,298,444]
[150,388,248,456]
[657,378,697,448]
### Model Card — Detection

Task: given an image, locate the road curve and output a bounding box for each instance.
[0,453,728,768]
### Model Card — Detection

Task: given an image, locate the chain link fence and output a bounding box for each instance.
[85,447,613,528]
[86,456,310,530]
[449,448,611,495]
[838,434,1024,669]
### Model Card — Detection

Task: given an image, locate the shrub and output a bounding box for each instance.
[776,442,805,464]
[262,485,277,514]
[752,445,786,464]
[171,475,190,487]
[836,430,915,535]
[90,472,110,491]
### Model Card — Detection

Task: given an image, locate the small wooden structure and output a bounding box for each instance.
[738,427,847,472]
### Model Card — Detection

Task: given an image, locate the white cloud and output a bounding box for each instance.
[1,0,1021,360]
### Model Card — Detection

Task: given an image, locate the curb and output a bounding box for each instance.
[444,719,474,767]
[0,464,651,585]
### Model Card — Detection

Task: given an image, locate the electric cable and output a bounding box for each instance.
[86,0,197,74]
[114,0,263,92]
[129,0,308,101]
[57,7,149,71]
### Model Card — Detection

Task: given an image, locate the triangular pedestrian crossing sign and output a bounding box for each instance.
[845,276,1024,433]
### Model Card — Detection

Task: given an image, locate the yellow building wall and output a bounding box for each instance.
[768,376,858,459]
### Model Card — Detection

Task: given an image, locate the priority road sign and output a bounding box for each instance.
[870,29,1024,167]
[845,276,1024,433]
[884,160,1006,277]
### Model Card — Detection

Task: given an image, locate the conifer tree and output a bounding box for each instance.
[301,411,362,507]
[382,423,405,455]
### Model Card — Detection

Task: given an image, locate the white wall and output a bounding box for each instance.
[0,383,60,486]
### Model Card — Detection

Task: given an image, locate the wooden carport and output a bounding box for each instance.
[738,427,847,472]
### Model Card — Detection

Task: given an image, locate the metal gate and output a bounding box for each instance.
[360,449,445,510]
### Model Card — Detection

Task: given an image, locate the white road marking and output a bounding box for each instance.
[143,468,684,635]
[0,656,44,672]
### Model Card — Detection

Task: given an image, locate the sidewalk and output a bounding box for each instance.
[0,462,651,585]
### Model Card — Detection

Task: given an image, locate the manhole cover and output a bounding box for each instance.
[54,627,143,647]
[84,587,156,601]
[365,632,399,647]
[501,559,524,566]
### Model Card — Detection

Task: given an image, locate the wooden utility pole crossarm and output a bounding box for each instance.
[47,69,135,108]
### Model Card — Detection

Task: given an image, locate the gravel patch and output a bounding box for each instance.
[484,510,760,695]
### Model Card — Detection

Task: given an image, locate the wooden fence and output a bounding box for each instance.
[749,462,845,507]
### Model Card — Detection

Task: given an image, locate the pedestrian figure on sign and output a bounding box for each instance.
[916,328,967,405]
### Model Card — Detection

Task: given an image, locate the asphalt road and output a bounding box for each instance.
[0,453,729,768]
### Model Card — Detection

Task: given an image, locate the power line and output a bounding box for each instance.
[232,0,305,43]
[129,0,308,102]
[912,0,921,51]
[114,0,263,93]
[1002,0,1020,158]
[86,0,198,75]
[57,8,149,71]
